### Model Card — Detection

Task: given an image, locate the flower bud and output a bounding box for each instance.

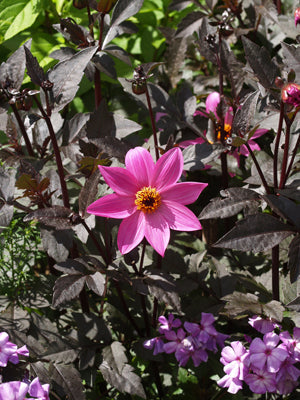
[97,0,117,13]
[282,83,300,107]
[132,81,147,95]
[73,0,87,9]
[274,77,284,88]
[295,8,300,27]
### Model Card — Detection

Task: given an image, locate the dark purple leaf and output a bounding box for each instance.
[0,39,31,90]
[175,11,206,38]
[86,272,106,296]
[289,236,300,283]
[73,311,111,343]
[103,44,132,65]
[263,194,300,230]
[41,228,74,262]
[24,206,73,230]
[52,274,87,308]
[86,100,114,139]
[47,45,97,112]
[93,52,116,79]
[53,258,90,275]
[282,43,300,82]
[214,213,295,252]
[199,187,260,219]
[24,46,46,86]
[145,273,181,313]
[182,142,224,171]
[242,36,280,89]
[50,47,76,62]
[231,91,260,137]
[79,169,101,217]
[100,342,146,399]
[49,363,85,400]
[197,17,218,64]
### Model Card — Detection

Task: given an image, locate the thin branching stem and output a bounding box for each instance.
[145,85,160,161]
[33,95,70,208]
[10,104,35,157]
[272,245,280,301]
[279,117,292,189]
[245,142,271,194]
[273,101,284,188]
[284,133,300,186]
[94,13,105,108]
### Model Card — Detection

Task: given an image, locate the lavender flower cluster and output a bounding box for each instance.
[218,316,300,395]
[144,313,228,367]
[0,332,49,400]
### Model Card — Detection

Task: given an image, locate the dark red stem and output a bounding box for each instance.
[145,85,160,161]
[245,142,271,194]
[11,104,35,157]
[273,101,284,188]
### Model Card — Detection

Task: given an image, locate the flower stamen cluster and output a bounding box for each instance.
[135,187,161,213]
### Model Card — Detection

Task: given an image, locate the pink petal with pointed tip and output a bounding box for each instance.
[161,182,207,205]
[125,147,155,187]
[87,193,136,218]
[247,140,261,152]
[239,145,249,157]
[206,92,220,117]
[225,109,233,126]
[99,165,138,196]
[160,201,202,231]
[144,211,170,256]
[150,147,183,190]
[179,137,205,148]
[118,211,146,254]
[251,129,268,140]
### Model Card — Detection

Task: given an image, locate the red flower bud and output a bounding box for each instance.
[295,8,300,26]
[282,83,300,107]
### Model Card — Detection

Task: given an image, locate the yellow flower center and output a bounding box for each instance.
[216,123,232,142]
[135,187,161,213]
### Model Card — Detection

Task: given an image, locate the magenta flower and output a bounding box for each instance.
[249,332,288,373]
[244,370,276,394]
[181,92,268,166]
[28,377,50,400]
[158,314,181,334]
[282,83,300,107]
[87,147,207,256]
[279,327,300,361]
[0,332,18,367]
[163,328,186,354]
[0,381,29,400]
[143,336,164,355]
[248,315,280,334]
[295,7,300,26]
[220,341,249,380]
[175,336,208,367]
[217,374,243,394]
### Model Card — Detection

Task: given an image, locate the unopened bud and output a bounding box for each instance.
[73,0,87,9]
[275,77,284,88]
[282,82,300,107]
[132,81,147,95]
[97,0,118,13]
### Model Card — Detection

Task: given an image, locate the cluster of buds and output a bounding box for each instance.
[144,313,228,367]
[218,316,300,395]
[0,332,50,400]
[7,88,39,111]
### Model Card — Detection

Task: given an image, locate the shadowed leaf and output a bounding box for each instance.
[52,275,87,308]
[24,46,46,86]
[199,187,260,219]
[175,11,205,38]
[49,363,85,400]
[24,206,73,230]
[282,43,300,82]
[214,213,295,252]
[145,273,181,313]
[289,236,300,283]
[79,169,101,217]
[263,194,300,230]
[231,91,260,136]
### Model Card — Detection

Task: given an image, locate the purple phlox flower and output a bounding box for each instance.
[248,315,280,334]
[0,332,18,367]
[275,355,300,395]
[143,336,164,355]
[197,313,218,344]
[0,381,29,400]
[280,327,300,361]
[249,332,288,373]
[217,374,243,394]
[220,341,249,380]
[158,314,181,334]
[244,369,277,394]
[28,377,50,400]
[9,345,30,365]
[163,328,186,354]
[174,336,208,367]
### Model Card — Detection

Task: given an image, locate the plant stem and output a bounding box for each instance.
[138,242,150,335]
[278,118,291,190]
[220,152,228,189]
[145,85,160,161]
[284,133,300,186]
[245,142,271,194]
[272,245,280,301]
[94,13,105,108]
[10,104,35,157]
[273,101,284,188]
[33,95,70,208]
[81,219,108,264]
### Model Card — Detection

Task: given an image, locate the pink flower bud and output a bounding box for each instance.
[281,83,300,107]
[295,8,300,27]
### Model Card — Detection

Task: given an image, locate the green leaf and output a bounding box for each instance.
[1,0,42,41]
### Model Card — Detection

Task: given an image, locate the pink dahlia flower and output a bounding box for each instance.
[87,147,207,256]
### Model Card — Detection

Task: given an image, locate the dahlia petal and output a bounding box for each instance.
[151,148,183,190]
[224,109,233,126]
[250,128,268,140]
[87,193,135,218]
[206,92,221,117]
[239,145,249,157]
[161,182,208,205]
[125,147,155,186]
[118,211,146,254]
[99,165,138,195]
[144,211,170,256]
[160,201,202,231]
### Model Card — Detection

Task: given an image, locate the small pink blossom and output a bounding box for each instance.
[220,341,249,380]
[282,83,300,107]
[244,369,277,394]
[28,377,50,400]
[217,374,243,394]
[0,381,29,400]
[158,314,181,334]
[87,147,207,256]
[0,332,18,367]
[143,337,164,355]
[248,315,280,334]
[295,7,300,26]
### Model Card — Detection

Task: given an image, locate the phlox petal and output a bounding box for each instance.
[0,381,29,400]
[206,92,221,117]
[87,193,135,218]
[160,201,202,231]
[99,165,138,196]
[221,346,237,364]
[151,147,183,190]
[125,147,155,187]
[161,182,208,205]
[144,211,170,257]
[118,211,146,254]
